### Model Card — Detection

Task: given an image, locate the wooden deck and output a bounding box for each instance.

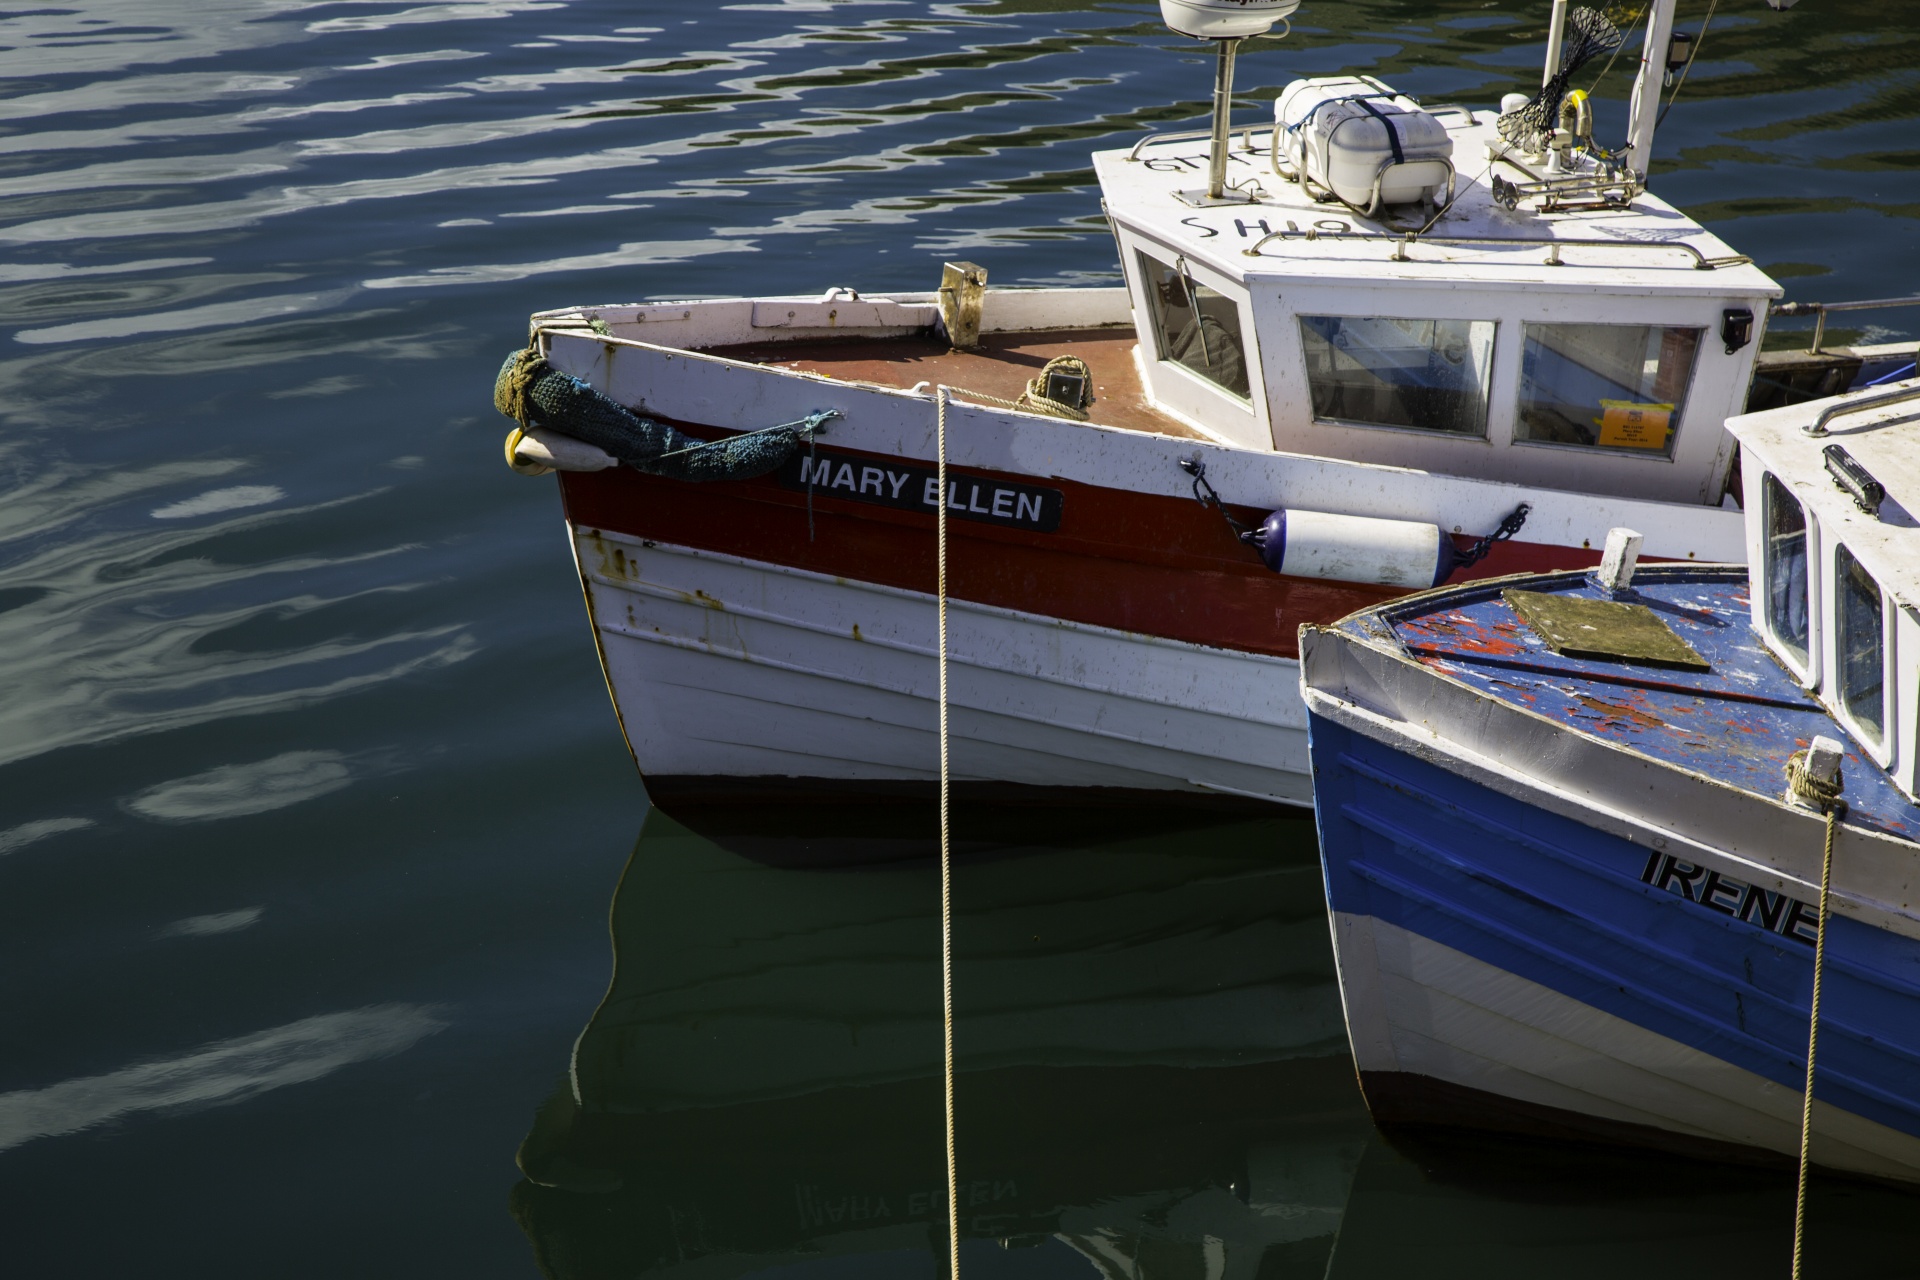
[706,327,1210,441]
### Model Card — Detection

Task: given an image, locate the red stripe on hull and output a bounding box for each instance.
[559,452,1596,661]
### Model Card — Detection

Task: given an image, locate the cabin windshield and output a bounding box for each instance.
[1516,322,1701,456]
[1297,316,1496,436]
[1139,251,1250,399]
[1835,542,1886,747]
[1763,472,1810,670]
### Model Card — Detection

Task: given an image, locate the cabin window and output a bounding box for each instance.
[1762,472,1810,670]
[1139,252,1251,399]
[1297,316,1496,436]
[1515,323,1701,455]
[1835,544,1886,748]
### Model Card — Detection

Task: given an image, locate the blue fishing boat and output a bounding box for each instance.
[1300,378,1920,1182]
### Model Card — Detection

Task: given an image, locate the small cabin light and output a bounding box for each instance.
[1666,31,1695,75]
[1823,443,1885,516]
[1722,308,1754,354]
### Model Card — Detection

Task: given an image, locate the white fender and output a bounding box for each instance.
[1267,509,1448,589]
[513,428,617,473]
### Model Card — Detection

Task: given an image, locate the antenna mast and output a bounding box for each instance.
[1158,0,1301,206]
[1623,0,1680,177]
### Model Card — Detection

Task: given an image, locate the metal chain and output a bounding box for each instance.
[1178,457,1255,541]
[1453,502,1533,571]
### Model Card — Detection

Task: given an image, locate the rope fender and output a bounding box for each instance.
[493,345,837,481]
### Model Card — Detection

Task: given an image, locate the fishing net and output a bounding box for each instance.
[494,347,829,482]
[1497,6,1625,153]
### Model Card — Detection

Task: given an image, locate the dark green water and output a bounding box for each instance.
[0,2,1915,1275]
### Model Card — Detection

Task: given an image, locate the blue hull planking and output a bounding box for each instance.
[1308,711,1920,1144]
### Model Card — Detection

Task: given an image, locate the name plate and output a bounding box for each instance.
[778,447,1063,533]
[1640,851,1820,946]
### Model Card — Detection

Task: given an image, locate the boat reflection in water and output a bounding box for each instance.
[510,799,1368,1278]
[510,802,1920,1278]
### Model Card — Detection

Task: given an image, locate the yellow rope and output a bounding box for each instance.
[1787,749,1845,1280]
[494,343,547,428]
[930,369,1075,1280]
[936,386,960,1280]
[496,343,556,475]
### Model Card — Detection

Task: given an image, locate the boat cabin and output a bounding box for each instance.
[1732,382,1920,800]
[1097,76,1781,507]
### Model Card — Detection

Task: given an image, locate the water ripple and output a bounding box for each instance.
[0,0,1911,1260]
[0,1003,448,1152]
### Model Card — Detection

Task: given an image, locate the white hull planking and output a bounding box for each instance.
[1331,912,1920,1182]
[572,526,1313,803]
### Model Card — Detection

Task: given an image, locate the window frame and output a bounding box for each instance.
[1294,313,1500,440]
[1511,320,1705,460]
[1828,539,1896,766]
[1136,249,1255,404]
[1759,471,1817,685]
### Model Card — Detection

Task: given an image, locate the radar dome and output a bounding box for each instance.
[1159,0,1301,40]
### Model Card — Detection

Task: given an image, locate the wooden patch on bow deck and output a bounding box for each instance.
[1504,590,1710,672]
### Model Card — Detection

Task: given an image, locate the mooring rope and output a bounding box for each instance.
[1786,747,1845,1280]
[936,386,960,1280]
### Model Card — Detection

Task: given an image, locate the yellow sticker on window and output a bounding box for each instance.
[1595,400,1674,450]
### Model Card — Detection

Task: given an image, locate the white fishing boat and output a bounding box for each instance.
[1300,376,1920,1181]
[496,0,1908,809]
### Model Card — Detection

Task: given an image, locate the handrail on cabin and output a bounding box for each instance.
[1241,226,1750,270]
[1128,124,1280,162]
[1802,381,1920,437]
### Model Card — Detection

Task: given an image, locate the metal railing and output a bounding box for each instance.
[1771,294,1920,354]
[1126,125,1265,162]
[1241,226,1750,270]
[1803,382,1920,437]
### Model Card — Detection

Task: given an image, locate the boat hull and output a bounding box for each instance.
[544,325,1746,805]
[575,528,1316,804]
[1303,618,1920,1182]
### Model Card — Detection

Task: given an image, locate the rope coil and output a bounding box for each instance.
[1785,746,1846,1280]
[943,354,1093,422]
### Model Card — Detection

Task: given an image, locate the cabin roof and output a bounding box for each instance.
[1093,108,1780,301]
[1729,380,1920,613]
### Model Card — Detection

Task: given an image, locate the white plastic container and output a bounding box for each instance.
[1276,76,1454,211]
